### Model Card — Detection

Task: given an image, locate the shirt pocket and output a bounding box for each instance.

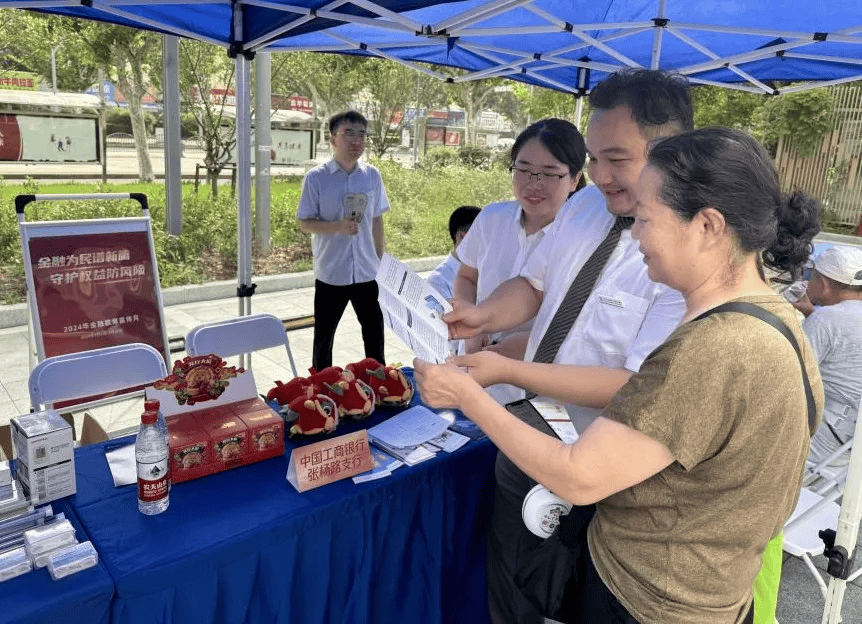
[582,291,650,366]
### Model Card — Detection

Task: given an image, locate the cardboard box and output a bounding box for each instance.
[193,408,249,470]
[237,408,284,462]
[228,397,268,415]
[166,414,212,484]
[11,410,76,504]
[1,412,108,461]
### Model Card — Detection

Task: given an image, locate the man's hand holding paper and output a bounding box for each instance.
[441,300,491,341]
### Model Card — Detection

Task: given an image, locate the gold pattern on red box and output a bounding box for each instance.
[153,354,244,406]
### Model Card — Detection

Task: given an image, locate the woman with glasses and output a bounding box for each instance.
[416,127,823,623]
[453,119,586,402]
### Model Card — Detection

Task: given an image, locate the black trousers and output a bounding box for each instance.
[488,452,636,624]
[489,451,756,624]
[312,279,385,370]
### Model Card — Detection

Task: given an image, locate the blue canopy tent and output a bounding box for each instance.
[3,3,862,621]
[13,1,862,93]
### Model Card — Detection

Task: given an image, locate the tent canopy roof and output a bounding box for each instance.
[8,0,862,95]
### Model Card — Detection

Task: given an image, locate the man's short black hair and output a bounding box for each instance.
[588,69,694,139]
[329,110,367,136]
[449,205,481,243]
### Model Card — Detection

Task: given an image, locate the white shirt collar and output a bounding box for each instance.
[325,158,366,175]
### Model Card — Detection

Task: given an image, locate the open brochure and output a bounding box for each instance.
[376,253,454,364]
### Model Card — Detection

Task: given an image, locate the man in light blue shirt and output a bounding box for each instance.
[297,111,390,369]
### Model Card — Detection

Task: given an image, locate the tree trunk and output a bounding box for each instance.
[307,83,328,155]
[120,70,154,182]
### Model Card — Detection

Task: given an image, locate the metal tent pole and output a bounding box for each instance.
[822,398,862,623]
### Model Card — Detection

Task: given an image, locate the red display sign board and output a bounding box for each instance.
[26,229,166,359]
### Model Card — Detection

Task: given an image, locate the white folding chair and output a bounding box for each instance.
[184,313,298,377]
[803,440,853,496]
[29,343,169,411]
[782,487,843,599]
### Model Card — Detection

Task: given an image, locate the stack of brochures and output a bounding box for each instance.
[367,406,471,468]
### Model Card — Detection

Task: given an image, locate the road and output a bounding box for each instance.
[0,144,420,183]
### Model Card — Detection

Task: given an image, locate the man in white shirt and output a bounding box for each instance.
[443,69,693,623]
[426,205,481,301]
[297,111,390,370]
[792,245,862,466]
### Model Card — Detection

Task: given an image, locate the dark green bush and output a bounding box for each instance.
[421,146,460,169]
[105,109,157,136]
[458,145,495,170]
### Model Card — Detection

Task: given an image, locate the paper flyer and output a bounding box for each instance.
[376,254,454,364]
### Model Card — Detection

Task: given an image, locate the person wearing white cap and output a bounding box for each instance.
[792,245,862,465]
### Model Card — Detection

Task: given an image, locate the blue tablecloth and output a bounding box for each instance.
[67,380,497,624]
[0,499,114,624]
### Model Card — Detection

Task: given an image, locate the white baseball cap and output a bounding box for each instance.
[814,246,862,286]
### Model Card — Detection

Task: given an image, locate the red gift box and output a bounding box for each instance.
[166,414,212,484]
[237,408,284,462]
[193,408,249,470]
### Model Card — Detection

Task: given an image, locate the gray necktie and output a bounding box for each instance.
[531,216,635,365]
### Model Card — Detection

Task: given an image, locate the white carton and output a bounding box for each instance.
[11,410,76,504]
[0,461,10,487]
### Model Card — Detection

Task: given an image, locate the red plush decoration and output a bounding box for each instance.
[287,394,338,436]
[267,377,313,406]
[345,358,413,407]
[309,366,375,420]
[306,366,346,393]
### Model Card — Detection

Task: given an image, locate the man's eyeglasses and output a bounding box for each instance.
[336,131,369,140]
[509,166,568,184]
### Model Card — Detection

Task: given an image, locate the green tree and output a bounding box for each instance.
[0,12,98,92]
[691,85,765,130]
[271,52,363,144]
[179,39,237,197]
[752,88,835,157]
[509,82,581,132]
[354,58,445,158]
[67,20,162,182]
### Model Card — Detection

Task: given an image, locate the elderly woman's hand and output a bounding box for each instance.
[453,350,513,388]
[413,358,480,410]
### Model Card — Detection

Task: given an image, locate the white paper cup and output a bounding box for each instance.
[521,484,574,538]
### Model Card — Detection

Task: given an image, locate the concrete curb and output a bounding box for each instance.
[0,255,447,330]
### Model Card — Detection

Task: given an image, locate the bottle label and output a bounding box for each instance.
[137,456,169,502]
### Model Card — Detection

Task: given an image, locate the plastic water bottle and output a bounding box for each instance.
[782,280,808,303]
[136,410,170,515]
[144,399,169,447]
[144,399,171,492]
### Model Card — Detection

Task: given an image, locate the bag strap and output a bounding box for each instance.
[692,301,817,434]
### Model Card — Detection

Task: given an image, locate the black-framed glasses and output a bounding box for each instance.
[336,131,369,140]
[509,166,568,184]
